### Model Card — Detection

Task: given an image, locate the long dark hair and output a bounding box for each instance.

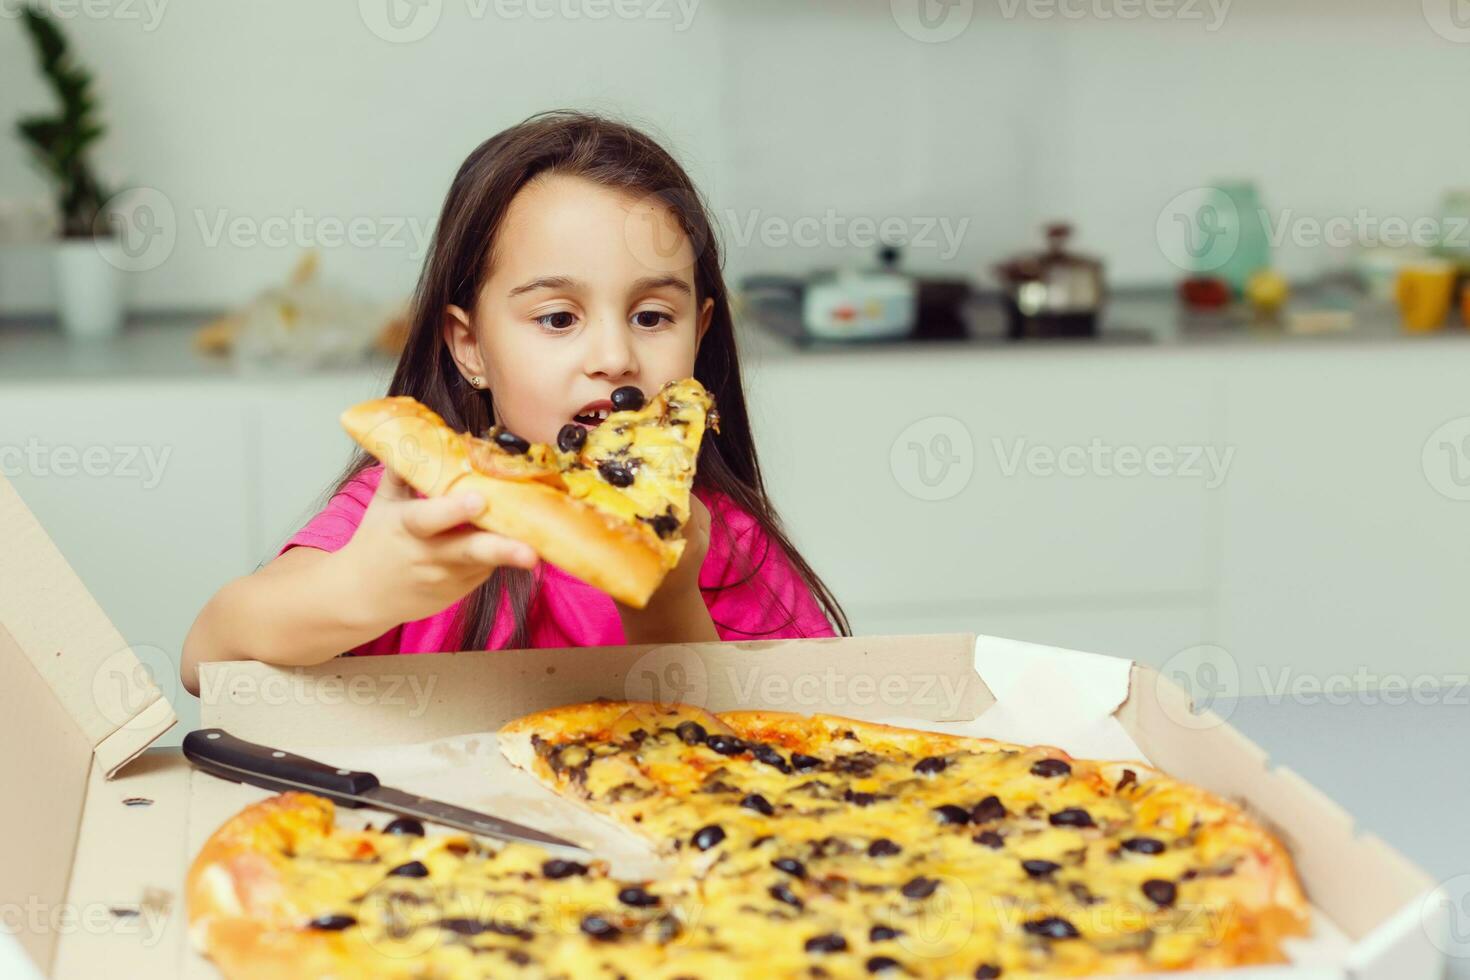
[329,110,849,649]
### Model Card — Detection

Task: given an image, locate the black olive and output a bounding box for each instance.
[933,804,971,825]
[692,824,726,851]
[866,956,902,974]
[867,838,902,857]
[675,720,707,745]
[386,860,429,878]
[1023,916,1080,940]
[556,423,587,453]
[1030,758,1072,778]
[913,756,948,775]
[741,793,775,816]
[382,817,425,836]
[306,914,356,931]
[974,831,1005,849]
[971,795,1007,824]
[436,918,530,939]
[772,857,807,878]
[1121,836,1166,855]
[541,859,589,879]
[597,460,635,487]
[803,933,848,954]
[769,882,804,908]
[869,924,902,942]
[580,914,621,941]
[790,752,822,771]
[752,744,792,772]
[1021,859,1061,878]
[1049,808,1096,828]
[611,386,645,411]
[975,965,1003,979]
[845,790,878,807]
[617,886,661,908]
[493,429,530,454]
[900,877,939,899]
[643,512,680,539]
[1142,879,1178,907]
[705,734,746,756]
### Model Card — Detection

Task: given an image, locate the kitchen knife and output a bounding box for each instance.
[182,728,588,856]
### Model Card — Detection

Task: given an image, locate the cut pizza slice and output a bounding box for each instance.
[339,378,717,608]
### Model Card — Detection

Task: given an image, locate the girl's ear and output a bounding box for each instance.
[695,297,714,348]
[443,304,486,383]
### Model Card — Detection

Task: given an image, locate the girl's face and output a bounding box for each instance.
[444,174,713,445]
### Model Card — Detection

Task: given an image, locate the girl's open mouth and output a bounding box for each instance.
[572,401,613,428]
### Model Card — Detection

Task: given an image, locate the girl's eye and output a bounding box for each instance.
[535,312,577,331]
[633,310,673,329]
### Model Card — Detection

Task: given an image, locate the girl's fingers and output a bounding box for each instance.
[450,531,538,569]
[399,491,487,538]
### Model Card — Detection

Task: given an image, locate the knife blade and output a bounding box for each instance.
[182,727,588,856]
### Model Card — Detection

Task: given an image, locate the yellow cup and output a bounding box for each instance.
[1396,262,1456,332]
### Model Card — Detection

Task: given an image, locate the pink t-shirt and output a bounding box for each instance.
[278,463,836,654]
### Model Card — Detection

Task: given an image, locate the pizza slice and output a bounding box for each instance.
[339,378,717,608]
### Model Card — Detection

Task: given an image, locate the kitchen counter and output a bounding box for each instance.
[0,311,398,385]
[739,285,1470,359]
[4,285,1470,384]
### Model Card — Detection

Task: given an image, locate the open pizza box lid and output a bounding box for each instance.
[0,471,1451,979]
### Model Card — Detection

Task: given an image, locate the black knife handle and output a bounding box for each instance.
[182,728,380,807]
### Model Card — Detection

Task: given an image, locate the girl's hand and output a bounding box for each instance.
[334,468,538,630]
[615,495,718,643]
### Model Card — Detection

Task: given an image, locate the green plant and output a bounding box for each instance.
[16,5,113,239]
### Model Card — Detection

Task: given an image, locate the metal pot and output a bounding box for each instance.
[994,223,1105,339]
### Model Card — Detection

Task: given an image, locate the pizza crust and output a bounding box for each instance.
[187,793,382,980]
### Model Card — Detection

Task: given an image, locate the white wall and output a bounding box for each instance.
[3,0,1468,313]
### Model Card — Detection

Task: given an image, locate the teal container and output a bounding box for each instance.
[1209,180,1271,297]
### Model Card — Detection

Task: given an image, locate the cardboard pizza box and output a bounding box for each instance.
[0,471,1451,979]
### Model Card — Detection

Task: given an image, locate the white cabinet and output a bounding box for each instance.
[1211,346,1470,695]
[0,381,254,741]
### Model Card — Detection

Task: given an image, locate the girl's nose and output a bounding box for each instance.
[583,317,638,380]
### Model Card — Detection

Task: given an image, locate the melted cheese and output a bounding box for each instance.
[237,709,1298,979]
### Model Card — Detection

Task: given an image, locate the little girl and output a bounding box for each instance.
[182,111,848,695]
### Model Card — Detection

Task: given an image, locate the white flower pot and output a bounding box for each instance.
[52,238,126,341]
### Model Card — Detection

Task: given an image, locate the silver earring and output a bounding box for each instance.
[469,376,484,388]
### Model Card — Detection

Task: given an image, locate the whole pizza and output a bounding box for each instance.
[187,701,1308,978]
